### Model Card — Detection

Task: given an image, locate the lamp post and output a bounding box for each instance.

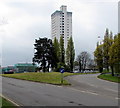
[98,36,101,45]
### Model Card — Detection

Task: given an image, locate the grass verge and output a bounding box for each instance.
[2,72,98,85]
[98,74,120,83]
[0,96,15,107]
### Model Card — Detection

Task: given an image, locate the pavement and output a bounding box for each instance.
[1,74,119,106]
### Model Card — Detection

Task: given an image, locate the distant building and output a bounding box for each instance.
[14,63,37,73]
[51,5,72,50]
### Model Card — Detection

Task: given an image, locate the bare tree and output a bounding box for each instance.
[77,51,91,72]
[77,55,82,72]
[87,59,96,71]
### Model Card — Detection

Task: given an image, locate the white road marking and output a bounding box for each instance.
[86,91,98,95]
[115,97,120,100]
[89,84,118,93]
[89,84,97,87]
[80,91,86,93]
[0,94,19,106]
[105,88,118,93]
[68,87,98,95]
[45,84,63,88]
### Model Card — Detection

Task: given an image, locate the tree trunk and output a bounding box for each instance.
[107,66,109,72]
[47,64,50,72]
[111,66,114,76]
[99,67,103,73]
[70,58,73,72]
[43,54,46,72]
[79,62,81,72]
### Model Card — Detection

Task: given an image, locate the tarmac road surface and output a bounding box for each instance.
[65,73,119,99]
[1,75,119,106]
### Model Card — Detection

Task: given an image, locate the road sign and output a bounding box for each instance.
[60,68,65,73]
[59,68,65,84]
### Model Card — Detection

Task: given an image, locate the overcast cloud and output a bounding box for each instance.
[0,0,118,66]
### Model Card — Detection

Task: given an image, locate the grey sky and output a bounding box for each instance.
[0,0,118,67]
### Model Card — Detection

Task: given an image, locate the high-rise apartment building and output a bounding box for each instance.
[51,5,72,50]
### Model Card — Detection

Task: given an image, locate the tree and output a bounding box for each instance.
[117,33,120,75]
[74,61,79,67]
[94,29,119,75]
[87,59,96,70]
[53,37,60,63]
[109,31,113,46]
[33,38,56,72]
[66,36,75,72]
[59,35,65,64]
[77,51,90,72]
[81,51,91,71]
[46,40,57,71]
[109,32,114,76]
[103,28,111,71]
[94,42,103,73]
[109,33,120,76]
[117,33,120,62]
[77,55,82,72]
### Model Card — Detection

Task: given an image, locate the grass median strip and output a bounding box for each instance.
[2,72,73,85]
[98,74,120,83]
[2,72,98,85]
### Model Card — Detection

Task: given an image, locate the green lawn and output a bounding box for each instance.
[98,74,120,83]
[2,72,72,85]
[2,72,98,85]
[0,96,15,107]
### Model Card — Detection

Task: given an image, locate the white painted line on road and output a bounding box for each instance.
[115,97,120,100]
[69,87,99,95]
[56,86,62,87]
[68,87,87,93]
[86,91,98,95]
[45,84,63,88]
[89,84,97,87]
[0,94,20,106]
[80,91,86,93]
[105,88,118,93]
[89,83,118,93]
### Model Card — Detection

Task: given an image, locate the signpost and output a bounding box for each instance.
[60,68,65,84]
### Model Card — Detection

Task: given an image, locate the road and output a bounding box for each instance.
[65,73,119,99]
[1,74,119,106]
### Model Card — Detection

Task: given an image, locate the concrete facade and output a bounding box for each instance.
[51,5,72,50]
